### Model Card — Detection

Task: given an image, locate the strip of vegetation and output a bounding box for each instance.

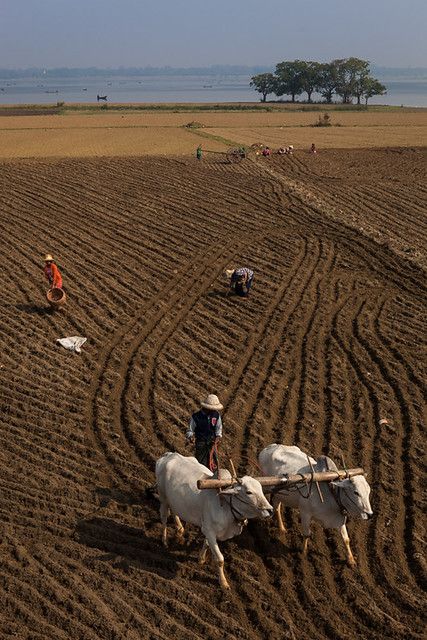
[0,102,419,117]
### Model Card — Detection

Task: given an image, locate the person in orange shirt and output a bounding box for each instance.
[43,254,63,289]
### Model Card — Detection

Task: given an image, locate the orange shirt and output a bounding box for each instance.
[44,263,63,288]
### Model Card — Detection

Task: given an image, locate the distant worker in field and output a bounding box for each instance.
[310,143,317,154]
[196,145,202,160]
[262,146,271,157]
[224,267,254,297]
[43,254,63,290]
[186,394,223,472]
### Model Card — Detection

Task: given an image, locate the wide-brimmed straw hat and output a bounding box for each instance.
[44,254,54,262]
[201,394,223,411]
[224,269,235,279]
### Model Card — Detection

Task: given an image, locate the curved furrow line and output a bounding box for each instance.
[120,239,247,474]
[292,199,426,301]
[239,240,337,461]
[227,242,368,628]
[150,234,312,468]
[321,287,356,457]
[306,292,418,635]
[374,299,427,396]
[332,301,424,614]
[353,299,426,592]
[84,241,243,490]
[270,168,427,301]
[291,246,338,449]
[257,271,386,638]
[223,237,316,465]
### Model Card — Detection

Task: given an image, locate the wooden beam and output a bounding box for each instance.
[197,468,364,490]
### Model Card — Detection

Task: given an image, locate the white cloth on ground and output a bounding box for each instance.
[56,336,87,353]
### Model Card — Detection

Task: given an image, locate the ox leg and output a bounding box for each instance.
[199,539,210,565]
[300,511,312,557]
[275,501,286,535]
[203,530,229,590]
[340,524,356,567]
[159,501,170,547]
[174,515,185,543]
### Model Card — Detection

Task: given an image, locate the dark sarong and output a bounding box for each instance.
[195,439,218,472]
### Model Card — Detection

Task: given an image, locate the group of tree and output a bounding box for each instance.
[250,58,387,105]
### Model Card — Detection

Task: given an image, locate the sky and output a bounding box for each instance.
[0,0,426,69]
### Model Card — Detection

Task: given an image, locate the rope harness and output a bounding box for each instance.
[208,441,218,474]
[221,491,253,524]
[270,473,315,500]
[328,482,348,517]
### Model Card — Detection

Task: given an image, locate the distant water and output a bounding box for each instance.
[0,74,426,107]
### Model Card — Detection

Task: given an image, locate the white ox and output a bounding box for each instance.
[155,452,273,589]
[258,444,373,567]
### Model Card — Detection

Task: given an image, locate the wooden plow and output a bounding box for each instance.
[201,142,270,164]
[201,146,249,164]
[197,467,364,491]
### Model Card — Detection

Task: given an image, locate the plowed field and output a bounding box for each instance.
[0,148,426,640]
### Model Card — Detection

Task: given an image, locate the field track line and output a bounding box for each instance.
[84,239,245,490]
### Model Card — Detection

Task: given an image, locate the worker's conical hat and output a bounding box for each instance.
[224,269,235,279]
[201,394,223,411]
[44,254,54,262]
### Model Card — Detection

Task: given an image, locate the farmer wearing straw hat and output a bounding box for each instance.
[43,254,63,290]
[186,394,223,472]
[224,267,254,297]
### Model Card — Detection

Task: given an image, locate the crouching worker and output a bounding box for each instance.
[43,254,63,290]
[224,267,254,297]
[186,394,223,473]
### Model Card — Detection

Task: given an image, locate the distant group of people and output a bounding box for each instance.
[277,145,294,155]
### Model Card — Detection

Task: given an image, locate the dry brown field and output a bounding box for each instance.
[0,120,426,640]
[0,108,426,157]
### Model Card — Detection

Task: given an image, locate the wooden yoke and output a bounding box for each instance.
[197,468,365,490]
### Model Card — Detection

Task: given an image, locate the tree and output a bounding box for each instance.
[334,57,370,104]
[274,60,305,102]
[300,61,322,102]
[250,73,277,102]
[362,77,387,105]
[317,62,339,103]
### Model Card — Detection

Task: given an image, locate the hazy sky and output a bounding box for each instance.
[0,0,425,69]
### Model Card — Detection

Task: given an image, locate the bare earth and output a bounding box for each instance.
[0,110,426,640]
[0,109,426,157]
